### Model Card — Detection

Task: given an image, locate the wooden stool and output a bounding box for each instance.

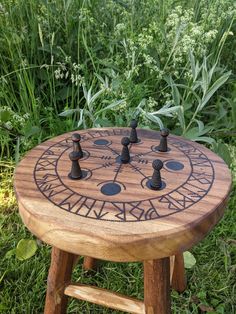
[14,127,231,314]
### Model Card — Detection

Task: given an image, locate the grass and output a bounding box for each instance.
[1,0,236,160]
[0,152,235,314]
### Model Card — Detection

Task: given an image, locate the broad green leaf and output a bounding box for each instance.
[201,66,209,96]
[137,98,146,109]
[175,83,201,103]
[172,83,180,106]
[87,87,92,105]
[164,75,180,105]
[152,105,180,117]
[196,119,204,133]
[208,62,217,82]
[177,106,185,130]
[191,136,215,144]
[38,23,44,47]
[184,251,196,269]
[212,142,232,166]
[77,109,84,128]
[198,71,231,111]
[24,126,41,139]
[90,88,104,105]
[95,73,106,85]
[16,239,37,261]
[95,99,125,115]
[59,109,78,117]
[184,127,200,139]
[82,84,88,100]
[194,120,212,136]
[189,50,196,80]
[145,112,164,129]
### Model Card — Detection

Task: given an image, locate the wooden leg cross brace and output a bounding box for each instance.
[44,248,186,314]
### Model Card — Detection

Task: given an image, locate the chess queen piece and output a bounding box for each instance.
[68,151,82,180]
[150,159,163,190]
[158,128,169,152]
[121,137,130,164]
[72,133,83,158]
[130,119,138,143]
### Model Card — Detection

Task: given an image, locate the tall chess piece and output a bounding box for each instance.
[158,128,169,152]
[68,151,82,180]
[121,137,130,163]
[150,159,163,190]
[72,133,83,158]
[130,119,138,143]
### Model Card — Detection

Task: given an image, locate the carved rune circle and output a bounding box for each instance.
[34,129,214,222]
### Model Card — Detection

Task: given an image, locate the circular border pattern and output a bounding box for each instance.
[34,129,214,222]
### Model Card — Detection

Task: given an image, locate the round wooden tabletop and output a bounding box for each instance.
[14,128,232,261]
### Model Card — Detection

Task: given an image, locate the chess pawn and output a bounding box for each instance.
[150,159,163,190]
[130,119,138,143]
[72,133,83,158]
[68,151,82,180]
[121,137,130,163]
[158,128,169,152]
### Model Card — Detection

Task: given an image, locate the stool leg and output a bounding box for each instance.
[144,257,171,314]
[171,253,187,292]
[83,257,97,270]
[44,247,76,314]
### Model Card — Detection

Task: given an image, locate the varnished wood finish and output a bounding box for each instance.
[64,283,145,314]
[14,128,232,262]
[44,248,76,314]
[144,258,171,314]
[83,257,97,270]
[171,253,187,292]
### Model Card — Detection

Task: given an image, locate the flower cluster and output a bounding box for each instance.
[54,57,85,87]
[0,106,30,132]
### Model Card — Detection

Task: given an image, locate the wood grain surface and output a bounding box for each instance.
[14,128,232,262]
[64,283,145,314]
[44,247,76,314]
[144,258,171,314]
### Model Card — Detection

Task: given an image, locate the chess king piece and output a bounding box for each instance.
[150,159,163,190]
[72,133,83,158]
[158,128,169,152]
[130,119,138,143]
[68,151,83,180]
[121,137,130,163]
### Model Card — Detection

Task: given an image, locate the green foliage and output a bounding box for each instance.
[0,0,235,161]
[15,239,38,261]
[183,251,196,269]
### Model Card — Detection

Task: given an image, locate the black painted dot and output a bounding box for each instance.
[166,161,184,171]
[94,139,109,145]
[101,182,121,196]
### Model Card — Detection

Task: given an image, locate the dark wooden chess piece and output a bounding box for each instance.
[150,159,163,190]
[158,128,169,152]
[68,151,82,180]
[72,133,83,158]
[130,119,138,143]
[121,137,130,163]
